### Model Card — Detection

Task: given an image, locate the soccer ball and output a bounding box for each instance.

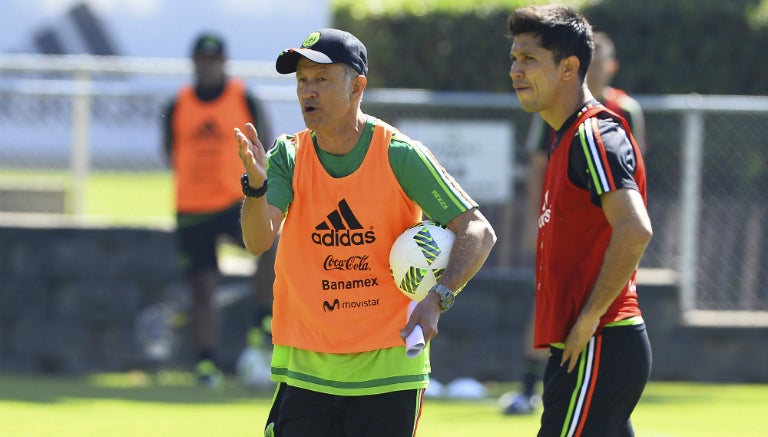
[389,220,455,301]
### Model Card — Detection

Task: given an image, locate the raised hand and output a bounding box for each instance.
[234,122,267,184]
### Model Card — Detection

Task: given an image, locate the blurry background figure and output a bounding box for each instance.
[501,31,648,415]
[162,32,275,387]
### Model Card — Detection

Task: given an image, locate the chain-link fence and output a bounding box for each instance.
[1,54,767,316]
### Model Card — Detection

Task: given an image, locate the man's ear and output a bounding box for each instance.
[561,55,581,81]
[351,75,367,100]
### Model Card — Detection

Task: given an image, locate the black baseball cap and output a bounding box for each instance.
[191,32,226,57]
[276,28,368,76]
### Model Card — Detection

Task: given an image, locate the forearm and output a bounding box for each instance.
[442,208,497,292]
[580,221,651,321]
[240,196,280,256]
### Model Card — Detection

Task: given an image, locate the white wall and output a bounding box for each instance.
[0,0,331,61]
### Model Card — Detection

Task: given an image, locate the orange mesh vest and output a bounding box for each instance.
[271,120,422,354]
[171,79,250,213]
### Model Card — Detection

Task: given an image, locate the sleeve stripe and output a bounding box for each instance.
[579,118,612,194]
[591,118,617,192]
[412,142,475,211]
[579,122,605,194]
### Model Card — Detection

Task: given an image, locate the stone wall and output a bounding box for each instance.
[1,220,766,382]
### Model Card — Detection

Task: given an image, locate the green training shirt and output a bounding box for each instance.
[264,115,477,396]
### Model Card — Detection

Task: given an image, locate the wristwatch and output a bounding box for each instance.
[430,283,456,312]
[241,173,268,198]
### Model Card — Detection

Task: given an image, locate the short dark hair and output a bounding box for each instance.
[507,5,594,80]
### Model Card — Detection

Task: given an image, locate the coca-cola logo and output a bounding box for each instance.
[323,255,371,271]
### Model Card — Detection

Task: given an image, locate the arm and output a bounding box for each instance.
[401,207,496,342]
[522,115,553,255]
[523,150,548,254]
[235,123,284,255]
[161,101,176,166]
[560,188,652,372]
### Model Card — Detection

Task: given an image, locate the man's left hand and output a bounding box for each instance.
[561,315,599,373]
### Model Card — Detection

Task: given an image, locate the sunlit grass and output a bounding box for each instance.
[1,168,173,226]
[84,171,174,226]
[1,373,767,437]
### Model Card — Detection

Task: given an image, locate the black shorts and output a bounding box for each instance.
[538,324,652,437]
[176,202,244,274]
[265,383,424,437]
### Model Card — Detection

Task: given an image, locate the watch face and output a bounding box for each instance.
[436,285,454,311]
[442,293,454,311]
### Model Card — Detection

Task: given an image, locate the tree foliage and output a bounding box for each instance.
[333,0,768,94]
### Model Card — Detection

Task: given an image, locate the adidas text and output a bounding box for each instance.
[311,229,376,246]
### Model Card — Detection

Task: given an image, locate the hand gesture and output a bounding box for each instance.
[234,122,267,184]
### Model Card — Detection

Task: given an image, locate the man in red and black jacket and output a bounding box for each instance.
[507,5,653,436]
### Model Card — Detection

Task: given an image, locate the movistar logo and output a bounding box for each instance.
[312,199,376,247]
[322,298,380,312]
[323,299,340,312]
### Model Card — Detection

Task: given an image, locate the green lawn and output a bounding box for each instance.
[0,169,174,226]
[84,171,174,226]
[2,172,766,436]
[0,373,766,436]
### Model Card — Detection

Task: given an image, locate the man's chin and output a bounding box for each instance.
[302,114,320,129]
[518,101,539,113]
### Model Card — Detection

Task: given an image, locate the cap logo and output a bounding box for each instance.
[302,32,321,48]
[201,38,219,51]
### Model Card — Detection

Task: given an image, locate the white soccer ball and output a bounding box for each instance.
[389,220,455,301]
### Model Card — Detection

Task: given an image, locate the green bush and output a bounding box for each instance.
[585,0,768,94]
[333,0,768,94]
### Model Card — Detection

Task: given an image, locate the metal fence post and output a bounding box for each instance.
[69,68,92,217]
[679,97,704,313]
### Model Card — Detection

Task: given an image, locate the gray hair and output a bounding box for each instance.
[342,63,361,93]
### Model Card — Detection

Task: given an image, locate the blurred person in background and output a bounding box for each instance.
[162,32,274,387]
[235,28,496,436]
[507,5,652,435]
[501,30,649,416]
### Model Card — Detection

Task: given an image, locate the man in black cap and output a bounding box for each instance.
[234,28,497,436]
[163,32,274,387]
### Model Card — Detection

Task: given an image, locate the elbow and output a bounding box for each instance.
[243,234,274,257]
[626,221,653,253]
[486,224,498,250]
[471,211,497,253]
[244,240,272,257]
[476,221,498,260]
[636,217,653,246]
[642,223,653,245]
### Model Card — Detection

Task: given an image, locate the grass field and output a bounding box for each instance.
[0,169,175,226]
[0,373,766,436]
[3,171,767,435]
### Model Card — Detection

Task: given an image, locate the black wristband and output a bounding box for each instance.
[241,173,268,198]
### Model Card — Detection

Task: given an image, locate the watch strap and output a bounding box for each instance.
[430,283,455,312]
[241,173,268,198]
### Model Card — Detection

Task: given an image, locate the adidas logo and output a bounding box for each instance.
[312,199,376,247]
[193,118,224,140]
